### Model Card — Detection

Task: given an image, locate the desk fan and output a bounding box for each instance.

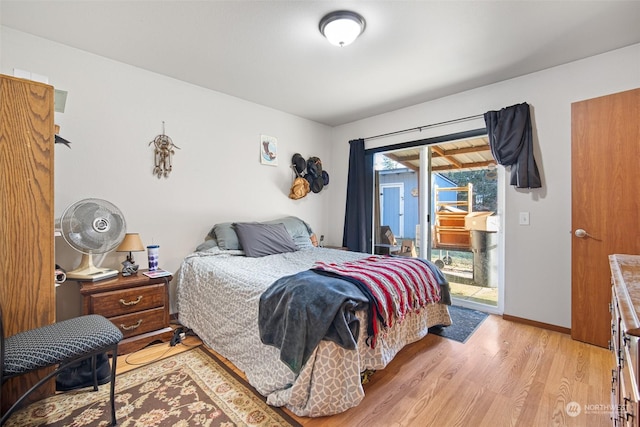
[59,198,126,281]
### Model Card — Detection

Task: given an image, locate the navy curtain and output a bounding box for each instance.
[342,139,373,252]
[484,102,541,189]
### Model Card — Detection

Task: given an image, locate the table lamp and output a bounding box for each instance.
[116,233,145,275]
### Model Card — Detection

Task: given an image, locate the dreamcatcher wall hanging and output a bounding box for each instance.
[149,121,180,178]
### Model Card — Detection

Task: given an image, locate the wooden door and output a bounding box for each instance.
[571,88,640,347]
[0,74,55,409]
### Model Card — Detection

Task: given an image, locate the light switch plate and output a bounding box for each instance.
[519,212,530,225]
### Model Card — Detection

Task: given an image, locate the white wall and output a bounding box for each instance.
[1,27,334,318]
[329,43,640,329]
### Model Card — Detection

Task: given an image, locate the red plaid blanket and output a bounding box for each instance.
[314,256,441,334]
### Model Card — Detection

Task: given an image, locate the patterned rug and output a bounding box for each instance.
[429,305,489,343]
[6,346,301,427]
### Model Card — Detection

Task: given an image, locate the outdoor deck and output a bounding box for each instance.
[449,281,498,306]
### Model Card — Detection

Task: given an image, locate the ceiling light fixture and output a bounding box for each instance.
[319,10,366,47]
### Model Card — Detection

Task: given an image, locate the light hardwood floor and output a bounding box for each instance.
[117,315,613,427]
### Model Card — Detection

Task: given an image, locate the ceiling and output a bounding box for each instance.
[2,1,639,126]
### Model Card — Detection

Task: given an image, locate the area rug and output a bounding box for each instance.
[6,346,301,427]
[429,305,489,343]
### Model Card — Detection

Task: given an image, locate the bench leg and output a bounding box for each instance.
[109,344,118,426]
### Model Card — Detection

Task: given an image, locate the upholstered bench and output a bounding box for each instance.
[1,313,123,426]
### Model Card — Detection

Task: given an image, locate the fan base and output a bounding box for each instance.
[66,268,119,282]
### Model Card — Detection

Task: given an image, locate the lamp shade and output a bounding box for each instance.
[319,10,366,47]
[116,233,145,253]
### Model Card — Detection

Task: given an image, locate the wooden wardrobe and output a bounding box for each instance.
[0,74,56,409]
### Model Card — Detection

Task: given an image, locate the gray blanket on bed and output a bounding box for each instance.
[259,270,368,374]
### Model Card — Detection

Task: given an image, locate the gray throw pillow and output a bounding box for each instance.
[213,222,241,250]
[263,216,315,249]
[195,239,218,252]
[233,222,298,257]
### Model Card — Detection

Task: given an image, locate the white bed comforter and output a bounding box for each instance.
[176,247,451,417]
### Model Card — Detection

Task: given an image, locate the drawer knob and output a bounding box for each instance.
[120,319,143,331]
[119,296,143,306]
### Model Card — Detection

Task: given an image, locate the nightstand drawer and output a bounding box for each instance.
[109,307,167,339]
[89,284,166,318]
[79,272,173,354]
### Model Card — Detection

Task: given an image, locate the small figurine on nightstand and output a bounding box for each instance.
[121,260,139,277]
[116,233,145,276]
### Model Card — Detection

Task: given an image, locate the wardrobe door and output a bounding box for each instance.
[0,74,55,409]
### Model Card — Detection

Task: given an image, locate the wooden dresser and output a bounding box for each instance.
[79,272,174,355]
[609,254,640,426]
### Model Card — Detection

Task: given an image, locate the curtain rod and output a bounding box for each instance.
[362,113,485,142]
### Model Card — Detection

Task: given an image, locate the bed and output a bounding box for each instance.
[176,217,452,417]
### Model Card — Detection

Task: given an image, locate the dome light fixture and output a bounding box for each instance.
[319,10,366,47]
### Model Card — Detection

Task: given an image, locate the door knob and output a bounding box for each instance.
[574,229,589,238]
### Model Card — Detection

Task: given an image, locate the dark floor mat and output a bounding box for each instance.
[429,305,489,343]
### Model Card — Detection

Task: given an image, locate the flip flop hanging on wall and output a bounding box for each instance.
[149,121,180,178]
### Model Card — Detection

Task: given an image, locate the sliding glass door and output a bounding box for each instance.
[372,134,502,311]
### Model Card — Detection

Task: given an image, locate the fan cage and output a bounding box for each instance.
[59,198,127,281]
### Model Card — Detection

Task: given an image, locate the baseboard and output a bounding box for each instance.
[502,314,570,335]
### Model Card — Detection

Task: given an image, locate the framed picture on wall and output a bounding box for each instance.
[260,135,278,166]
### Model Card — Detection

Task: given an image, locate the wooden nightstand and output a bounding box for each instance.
[78,272,174,355]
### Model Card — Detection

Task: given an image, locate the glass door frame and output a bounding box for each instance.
[367,129,504,315]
